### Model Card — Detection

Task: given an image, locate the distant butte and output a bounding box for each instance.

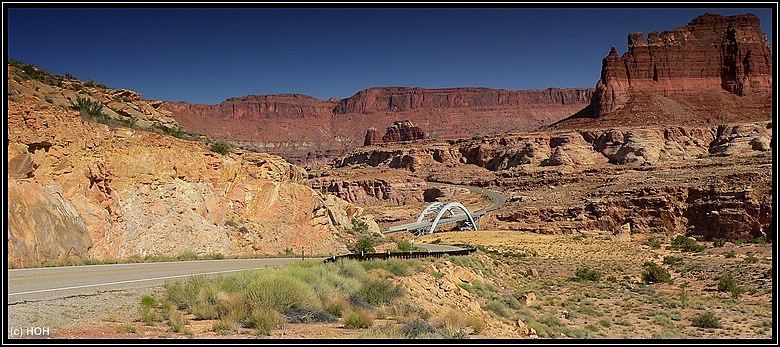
[552,12,771,129]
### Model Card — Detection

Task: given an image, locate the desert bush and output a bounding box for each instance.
[210,141,232,155]
[401,318,437,338]
[484,300,511,318]
[357,278,404,307]
[166,308,187,332]
[343,308,374,329]
[189,302,220,320]
[691,311,721,328]
[246,307,284,336]
[644,238,662,249]
[669,235,705,252]
[153,124,188,138]
[717,272,744,299]
[395,239,413,252]
[212,312,241,335]
[70,96,105,119]
[573,266,602,282]
[139,295,161,325]
[642,262,672,284]
[435,309,485,334]
[349,219,369,234]
[458,279,499,300]
[711,238,726,247]
[352,236,375,255]
[391,301,430,321]
[663,256,683,265]
[244,273,320,312]
[361,258,413,276]
[725,251,736,258]
[165,275,212,309]
[177,250,198,261]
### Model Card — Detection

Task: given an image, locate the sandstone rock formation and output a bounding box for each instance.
[160,87,593,164]
[6,63,378,266]
[381,120,428,144]
[586,12,771,119]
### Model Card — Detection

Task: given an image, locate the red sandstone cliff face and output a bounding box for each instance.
[591,12,772,117]
[161,87,593,164]
[333,87,592,114]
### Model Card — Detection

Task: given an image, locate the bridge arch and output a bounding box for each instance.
[416,202,446,223]
[427,202,478,235]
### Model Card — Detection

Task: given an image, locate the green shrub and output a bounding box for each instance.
[669,235,705,252]
[349,219,369,234]
[166,308,187,332]
[177,250,198,261]
[210,141,232,155]
[717,272,744,299]
[343,308,373,329]
[395,239,413,252]
[352,237,375,255]
[244,274,320,312]
[246,307,284,336]
[642,262,672,284]
[70,97,105,119]
[663,256,683,265]
[725,251,736,258]
[189,302,219,320]
[361,258,413,276]
[357,278,404,306]
[691,311,721,328]
[484,300,510,318]
[212,312,241,335]
[645,238,662,249]
[154,124,188,138]
[139,295,160,325]
[573,266,602,282]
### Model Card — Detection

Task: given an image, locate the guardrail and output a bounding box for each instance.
[323,246,476,263]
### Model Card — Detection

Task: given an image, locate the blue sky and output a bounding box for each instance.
[5,5,775,105]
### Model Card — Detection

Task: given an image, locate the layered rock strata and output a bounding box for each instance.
[161,87,593,164]
[591,12,771,116]
[7,66,378,266]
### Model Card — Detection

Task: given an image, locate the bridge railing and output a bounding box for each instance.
[323,246,476,263]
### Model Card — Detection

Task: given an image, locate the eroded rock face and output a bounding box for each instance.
[161,87,593,164]
[337,122,771,173]
[6,66,378,266]
[381,120,428,144]
[310,176,426,205]
[333,87,592,114]
[592,13,772,116]
[8,180,93,266]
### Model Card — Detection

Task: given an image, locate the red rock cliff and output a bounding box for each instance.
[592,12,772,116]
[334,87,593,114]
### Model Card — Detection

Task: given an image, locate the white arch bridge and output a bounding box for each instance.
[385,184,507,236]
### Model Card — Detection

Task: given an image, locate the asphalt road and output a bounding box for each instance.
[7,258,310,304]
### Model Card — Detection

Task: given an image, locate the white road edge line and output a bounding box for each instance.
[9,268,264,296]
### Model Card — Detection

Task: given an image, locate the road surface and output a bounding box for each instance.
[7,258,310,304]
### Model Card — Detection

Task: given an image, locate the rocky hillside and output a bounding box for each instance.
[160,87,593,164]
[556,12,771,128]
[6,62,378,267]
[329,119,772,241]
